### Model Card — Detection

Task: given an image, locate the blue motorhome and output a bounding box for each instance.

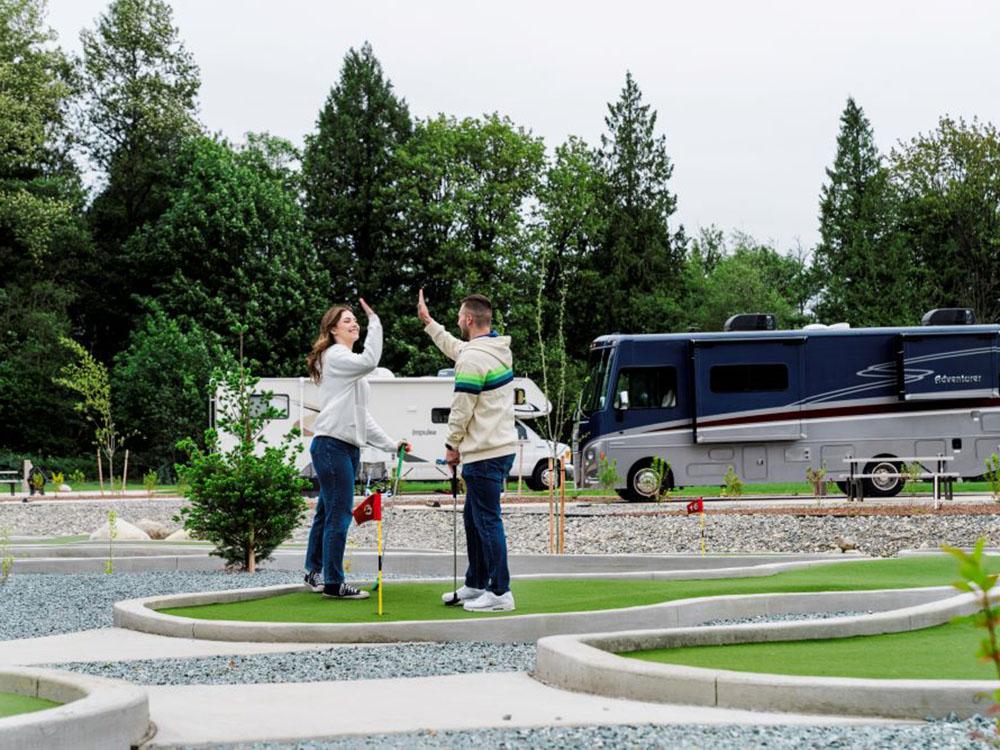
[573,311,1000,500]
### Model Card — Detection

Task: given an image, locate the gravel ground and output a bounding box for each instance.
[177,718,995,749]
[4,498,1000,557]
[49,642,536,685]
[0,571,299,640]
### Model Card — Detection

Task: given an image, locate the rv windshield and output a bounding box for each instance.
[580,346,614,414]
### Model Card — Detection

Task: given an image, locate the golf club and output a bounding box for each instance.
[444,461,461,606]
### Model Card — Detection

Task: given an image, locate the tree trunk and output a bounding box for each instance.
[246,529,256,573]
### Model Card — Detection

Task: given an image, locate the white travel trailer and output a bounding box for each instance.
[213,372,572,490]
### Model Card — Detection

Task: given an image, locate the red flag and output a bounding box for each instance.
[353,492,382,525]
[686,497,704,515]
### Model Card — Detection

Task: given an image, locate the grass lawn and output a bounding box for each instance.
[0,692,60,718]
[159,555,989,624]
[624,616,994,680]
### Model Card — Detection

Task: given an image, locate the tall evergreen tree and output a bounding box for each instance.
[77,0,201,359]
[594,72,687,334]
[302,42,411,307]
[0,0,92,455]
[812,97,917,326]
[891,117,1000,324]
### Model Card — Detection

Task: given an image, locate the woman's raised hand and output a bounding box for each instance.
[359,298,375,318]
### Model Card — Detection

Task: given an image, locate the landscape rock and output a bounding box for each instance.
[165,528,192,541]
[136,518,172,540]
[89,518,151,541]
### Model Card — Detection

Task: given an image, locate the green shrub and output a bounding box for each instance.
[68,469,86,485]
[943,538,1000,738]
[175,359,308,572]
[650,456,672,500]
[985,453,1000,502]
[142,470,157,493]
[721,466,743,497]
[0,526,12,586]
[596,455,620,491]
[805,465,827,497]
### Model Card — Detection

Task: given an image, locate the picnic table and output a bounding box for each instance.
[840,455,956,506]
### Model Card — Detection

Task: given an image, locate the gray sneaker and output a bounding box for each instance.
[462,590,515,612]
[441,585,485,604]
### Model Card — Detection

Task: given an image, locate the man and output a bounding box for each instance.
[417,289,517,612]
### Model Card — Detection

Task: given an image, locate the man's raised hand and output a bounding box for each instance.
[417,288,433,325]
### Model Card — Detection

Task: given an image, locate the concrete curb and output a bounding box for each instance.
[0,667,150,750]
[534,590,993,719]
[11,548,845,575]
[113,557,943,644]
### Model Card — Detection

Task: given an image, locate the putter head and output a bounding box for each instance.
[444,594,462,606]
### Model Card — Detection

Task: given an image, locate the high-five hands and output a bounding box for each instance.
[417,288,433,325]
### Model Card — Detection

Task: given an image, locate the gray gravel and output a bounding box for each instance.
[0,571,298,640]
[3,498,998,557]
[177,718,995,749]
[49,642,535,685]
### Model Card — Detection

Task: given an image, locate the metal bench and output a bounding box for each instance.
[0,469,19,497]
[840,455,956,505]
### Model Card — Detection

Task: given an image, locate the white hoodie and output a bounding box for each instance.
[312,314,397,452]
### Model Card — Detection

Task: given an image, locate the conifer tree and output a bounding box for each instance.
[813,98,916,326]
[77,0,201,358]
[595,72,686,334]
[302,42,411,304]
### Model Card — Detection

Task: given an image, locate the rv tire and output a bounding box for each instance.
[526,460,560,492]
[863,456,904,497]
[620,459,673,503]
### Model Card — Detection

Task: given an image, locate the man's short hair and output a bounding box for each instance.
[460,294,493,327]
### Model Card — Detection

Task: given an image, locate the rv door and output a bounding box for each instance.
[693,337,805,442]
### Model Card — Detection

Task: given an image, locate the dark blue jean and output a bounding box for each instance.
[462,453,515,595]
[305,436,359,585]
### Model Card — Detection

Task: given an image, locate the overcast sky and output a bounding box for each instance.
[45,0,1000,252]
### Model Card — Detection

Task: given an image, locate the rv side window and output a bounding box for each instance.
[431,408,451,424]
[710,364,788,393]
[615,367,678,409]
[249,394,290,419]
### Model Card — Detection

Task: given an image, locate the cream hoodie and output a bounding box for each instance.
[425,321,517,464]
[313,314,397,452]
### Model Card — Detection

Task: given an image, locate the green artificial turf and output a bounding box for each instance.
[0,692,60,718]
[624,616,994,680]
[159,555,991,624]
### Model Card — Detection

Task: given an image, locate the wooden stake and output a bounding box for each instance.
[547,456,555,554]
[97,447,104,496]
[516,443,524,502]
[122,449,129,494]
[558,457,567,554]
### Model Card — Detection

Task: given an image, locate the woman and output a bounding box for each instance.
[304,299,406,599]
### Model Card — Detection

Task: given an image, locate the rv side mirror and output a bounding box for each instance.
[614,390,630,410]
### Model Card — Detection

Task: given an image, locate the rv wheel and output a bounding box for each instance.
[526,460,561,492]
[863,457,904,497]
[619,459,673,503]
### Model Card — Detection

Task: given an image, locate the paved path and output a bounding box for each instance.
[144,672,898,748]
[0,627,331,665]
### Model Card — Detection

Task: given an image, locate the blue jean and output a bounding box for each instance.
[304,436,359,585]
[462,454,515,595]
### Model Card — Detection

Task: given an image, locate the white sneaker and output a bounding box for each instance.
[462,590,515,612]
[441,585,485,604]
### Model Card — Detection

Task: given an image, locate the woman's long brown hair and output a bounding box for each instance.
[306,305,352,383]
